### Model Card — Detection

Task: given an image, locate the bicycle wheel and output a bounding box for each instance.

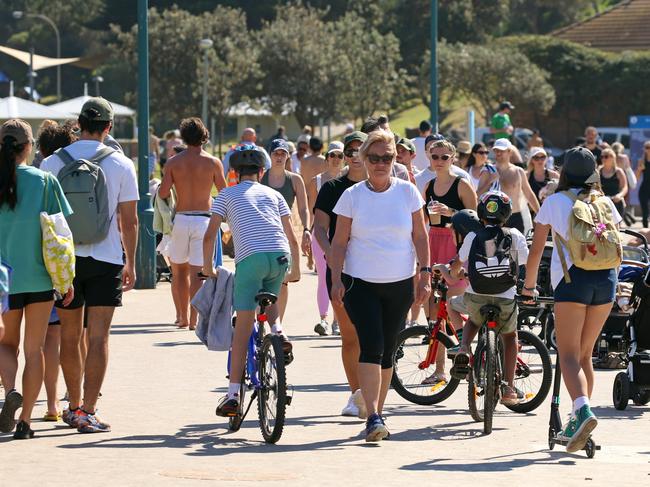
[483,329,498,434]
[391,325,460,405]
[257,334,287,443]
[468,335,486,423]
[468,330,498,432]
[505,329,552,413]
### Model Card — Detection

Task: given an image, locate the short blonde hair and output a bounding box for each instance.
[427,139,456,156]
[611,142,625,155]
[358,129,396,161]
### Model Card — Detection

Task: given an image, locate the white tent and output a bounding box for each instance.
[0,96,72,121]
[50,85,135,118]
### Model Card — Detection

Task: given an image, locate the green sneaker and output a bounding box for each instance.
[558,405,598,453]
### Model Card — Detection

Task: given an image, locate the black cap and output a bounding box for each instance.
[499,101,515,111]
[563,147,600,185]
[419,120,432,132]
[424,133,446,148]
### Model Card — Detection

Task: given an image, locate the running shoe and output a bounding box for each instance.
[352,389,367,419]
[365,413,389,442]
[13,420,34,440]
[421,371,448,385]
[62,407,83,428]
[273,329,293,354]
[314,320,330,336]
[216,395,239,417]
[0,390,23,433]
[450,351,471,380]
[341,393,360,417]
[331,320,340,336]
[77,411,111,433]
[558,405,598,453]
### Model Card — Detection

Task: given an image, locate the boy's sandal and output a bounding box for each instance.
[450,351,471,380]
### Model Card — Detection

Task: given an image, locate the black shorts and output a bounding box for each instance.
[8,290,55,310]
[56,256,123,310]
[505,212,525,234]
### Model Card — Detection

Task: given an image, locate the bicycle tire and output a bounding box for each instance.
[484,328,498,434]
[505,329,552,414]
[391,325,460,405]
[257,334,287,443]
[468,334,485,423]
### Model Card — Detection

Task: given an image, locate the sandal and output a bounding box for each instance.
[43,411,62,422]
[450,351,471,380]
[421,371,448,385]
[500,385,520,405]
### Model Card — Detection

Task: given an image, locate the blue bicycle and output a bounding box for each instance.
[226,291,291,443]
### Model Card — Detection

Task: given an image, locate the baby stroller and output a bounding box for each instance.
[613,262,650,409]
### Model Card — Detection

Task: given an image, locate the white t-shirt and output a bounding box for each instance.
[411,136,429,172]
[415,166,472,195]
[290,153,301,174]
[41,140,140,266]
[333,178,425,283]
[535,190,622,289]
[459,226,529,299]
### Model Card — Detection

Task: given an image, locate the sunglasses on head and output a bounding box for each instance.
[328,152,344,160]
[367,154,394,164]
[429,153,452,161]
[344,149,359,158]
[475,150,489,155]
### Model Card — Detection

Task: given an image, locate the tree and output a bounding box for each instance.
[433,42,556,123]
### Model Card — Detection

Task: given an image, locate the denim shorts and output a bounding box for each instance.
[554,266,617,305]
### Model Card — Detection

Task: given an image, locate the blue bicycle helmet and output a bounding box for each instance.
[230,143,266,170]
[618,265,644,283]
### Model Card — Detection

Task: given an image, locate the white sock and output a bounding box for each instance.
[573,396,589,414]
[271,323,283,334]
[228,383,241,399]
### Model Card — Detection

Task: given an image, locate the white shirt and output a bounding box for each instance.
[459,227,529,299]
[41,140,140,265]
[411,136,429,172]
[333,178,425,283]
[415,166,472,195]
[535,190,622,289]
[290,153,301,174]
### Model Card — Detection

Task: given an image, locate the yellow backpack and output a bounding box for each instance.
[553,190,622,283]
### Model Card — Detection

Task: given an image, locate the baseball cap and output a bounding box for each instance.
[563,147,600,185]
[326,141,344,154]
[296,134,311,145]
[397,138,416,153]
[492,138,512,151]
[457,140,472,155]
[499,101,515,110]
[424,133,446,149]
[419,120,432,132]
[529,146,547,159]
[344,131,367,149]
[80,97,114,122]
[0,119,33,146]
[269,138,290,154]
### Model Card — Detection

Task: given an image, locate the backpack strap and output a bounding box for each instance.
[553,231,572,284]
[89,147,116,164]
[54,148,75,166]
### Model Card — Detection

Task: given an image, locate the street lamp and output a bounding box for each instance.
[199,38,213,125]
[92,75,104,96]
[430,0,438,131]
[13,10,62,102]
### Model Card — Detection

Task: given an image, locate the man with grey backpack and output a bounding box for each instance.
[41,97,139,433]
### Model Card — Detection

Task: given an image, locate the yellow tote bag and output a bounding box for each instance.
[41,174,75,294]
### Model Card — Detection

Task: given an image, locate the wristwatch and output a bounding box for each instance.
[523,285,536,292]
[419,266,433,274]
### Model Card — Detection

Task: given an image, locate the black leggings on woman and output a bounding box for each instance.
[342,274,414,369]
[640,183,650,227]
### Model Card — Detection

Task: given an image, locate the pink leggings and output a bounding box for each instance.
[312,239,330,317]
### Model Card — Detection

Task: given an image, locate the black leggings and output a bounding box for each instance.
[342,274,414,369]
[639,184,650,227]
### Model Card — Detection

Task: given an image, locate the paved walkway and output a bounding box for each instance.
[1,257,648,486]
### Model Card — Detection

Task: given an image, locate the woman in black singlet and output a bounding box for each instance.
[599,148,627,217]
[526,147,559,203]
[636,141,650,227]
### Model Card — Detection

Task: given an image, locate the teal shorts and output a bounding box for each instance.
[234,252,291,311]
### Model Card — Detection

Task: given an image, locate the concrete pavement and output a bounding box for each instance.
[0,256,649,486]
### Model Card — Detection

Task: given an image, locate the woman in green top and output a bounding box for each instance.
[0,119,73,440]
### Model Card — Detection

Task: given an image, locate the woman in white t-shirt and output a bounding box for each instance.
[329,130,431,442]
[523,147,621,454]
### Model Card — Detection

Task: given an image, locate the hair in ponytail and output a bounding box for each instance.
[0,135,23,210]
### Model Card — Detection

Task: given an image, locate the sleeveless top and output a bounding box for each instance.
[641,159,650,189]
[261,170,295,208]
[469,163,499,192]
[528,169,550,203]
[600,169,619,197]
[424,176,464,228]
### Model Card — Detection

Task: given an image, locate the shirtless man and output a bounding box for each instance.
[299,136,327,186]
[159,118,227,329]
[492,138,539,233]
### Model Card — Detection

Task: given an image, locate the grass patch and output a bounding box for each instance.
[389,103,431,138]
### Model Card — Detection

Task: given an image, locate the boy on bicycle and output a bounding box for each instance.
[448,191,529,405]
[201,145,299,417]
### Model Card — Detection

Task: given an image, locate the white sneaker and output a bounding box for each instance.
[352,389,367,419]
[341,393,359,417]
[331,320,340,336]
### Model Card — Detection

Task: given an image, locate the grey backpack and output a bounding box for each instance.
[54,147,115,245]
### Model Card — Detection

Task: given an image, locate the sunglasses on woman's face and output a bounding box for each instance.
[532,155,546,160]
[645,147,650,151]
[328,153,344,160]
[367,153,394,164]
[429,153,452,161]
[602,154,614,159]
[475,150,489,155]
[344,149,358,158]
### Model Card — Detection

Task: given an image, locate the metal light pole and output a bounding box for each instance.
[92,75,104,96]
[199,39,213,124]
[430,0,438,132]
[136,0,156,289]
[13,11,61,102]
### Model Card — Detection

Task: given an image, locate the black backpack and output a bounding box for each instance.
[467,226,518,294]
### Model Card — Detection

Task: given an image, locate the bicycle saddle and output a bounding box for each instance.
[480,304,501,319]
[256,291,278,307]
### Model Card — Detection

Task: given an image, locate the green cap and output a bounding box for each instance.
[397,137,416,153]
[343,130,367,149]
[80,97,114,122]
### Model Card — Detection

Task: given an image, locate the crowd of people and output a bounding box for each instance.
[0,97,637,452]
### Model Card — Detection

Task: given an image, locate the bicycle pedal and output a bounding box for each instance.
[284,352,294,365]
[286,396,292,406]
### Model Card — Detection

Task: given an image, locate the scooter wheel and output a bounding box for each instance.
[585,438,596,459]
[548,429,555,450]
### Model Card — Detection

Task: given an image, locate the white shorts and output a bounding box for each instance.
[168,214,210,266]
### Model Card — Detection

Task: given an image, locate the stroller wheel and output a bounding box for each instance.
[613,372,630,410]
[633,390,650,406]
